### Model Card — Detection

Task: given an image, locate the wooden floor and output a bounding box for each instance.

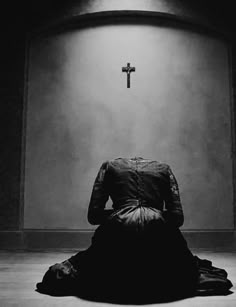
[0,250,235,307]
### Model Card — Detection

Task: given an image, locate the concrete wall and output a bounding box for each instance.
[24,22,233,230]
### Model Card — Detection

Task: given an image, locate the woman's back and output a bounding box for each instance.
[88,157,184,228]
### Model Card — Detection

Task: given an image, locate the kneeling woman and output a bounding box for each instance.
[37,157,232,302]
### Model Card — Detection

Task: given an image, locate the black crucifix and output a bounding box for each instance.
[122,62,135,88]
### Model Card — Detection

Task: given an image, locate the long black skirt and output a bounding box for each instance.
[37,220,233,303]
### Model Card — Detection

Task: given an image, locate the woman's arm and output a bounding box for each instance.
[163,165,184,228]
[87,161,113,225]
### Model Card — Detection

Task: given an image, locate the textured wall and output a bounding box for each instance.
[0,28,25,230]
[24,23,233,230]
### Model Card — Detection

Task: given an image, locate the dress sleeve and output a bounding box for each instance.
[87,161,112,225]
[163,165,184,228]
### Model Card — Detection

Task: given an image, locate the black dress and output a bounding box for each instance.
[37,157,233,302]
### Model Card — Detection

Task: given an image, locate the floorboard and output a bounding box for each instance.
[0,250,235,307]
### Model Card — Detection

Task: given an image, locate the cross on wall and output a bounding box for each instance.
[122,62,136,88]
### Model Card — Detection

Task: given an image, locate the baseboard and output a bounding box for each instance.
[0,230,236,250]
[0,230,93,250]
[182,230,236,250]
